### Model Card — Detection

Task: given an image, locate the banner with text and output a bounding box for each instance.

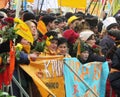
[20,55,65,97]
[63,58,109,97]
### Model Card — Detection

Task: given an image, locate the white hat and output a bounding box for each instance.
[79,30,94,42]
[0,11,7,18]
[103,17,118,30]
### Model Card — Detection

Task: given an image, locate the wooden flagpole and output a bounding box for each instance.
[99,0,107,18]
[91,0,99,15]
[85,0,94,15]
[36,0,40,15]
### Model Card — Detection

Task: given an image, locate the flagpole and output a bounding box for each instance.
[85,0,94,15]
[36,0,40,15]
[39,0,45,15]
[15,0,22,18]
[99,0,107,19]
[96,0,101,16]
[107,0,115,16]
[91,0,99,15]
[64,61,99,97]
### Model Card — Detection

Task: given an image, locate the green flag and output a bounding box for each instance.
[113,0,120,15]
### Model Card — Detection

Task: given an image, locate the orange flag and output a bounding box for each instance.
[27,0,34,3]
[0,0,9,9]
[37,20,47,35]
[20,55,65,97]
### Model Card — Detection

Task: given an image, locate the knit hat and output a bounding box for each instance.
[63,29,79,44]
[102,17,118,30]
[79,30,94,42]
[54,18,63,24]
[67,15,79,25]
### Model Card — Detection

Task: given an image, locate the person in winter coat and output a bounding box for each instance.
[79,29,106,63]
[99,17,119,59]
[109,47,120,97]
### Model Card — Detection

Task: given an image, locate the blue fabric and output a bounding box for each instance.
[16,51,30,65]
[63,58,109,97]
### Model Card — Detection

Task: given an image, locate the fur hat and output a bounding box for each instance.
[79,30,94,42]
[41,15,56,26]
[85,14,98,28]
[54,18,63,24]
[102,17,118,30]
[108,30,120,40]
[63,29,79,44]
[22,12,36,22]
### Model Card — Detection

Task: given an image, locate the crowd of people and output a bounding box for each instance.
[0,8,120,97]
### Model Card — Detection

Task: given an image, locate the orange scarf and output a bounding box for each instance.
[22,44,31,54]
[43,46,57,55]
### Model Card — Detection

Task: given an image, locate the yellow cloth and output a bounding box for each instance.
[58,0,86,9]
[76,40,81,57]
[22,44,31,54]
[14,18,34,44]
[27,0,34,3]
[0,57,2,65]
[20,55,65,97]
[68,16,79,25]
[41,46,57,56]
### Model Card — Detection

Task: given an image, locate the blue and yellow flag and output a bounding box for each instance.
[64,58,109,97]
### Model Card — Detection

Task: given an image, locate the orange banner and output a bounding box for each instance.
[20,55,65,97]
